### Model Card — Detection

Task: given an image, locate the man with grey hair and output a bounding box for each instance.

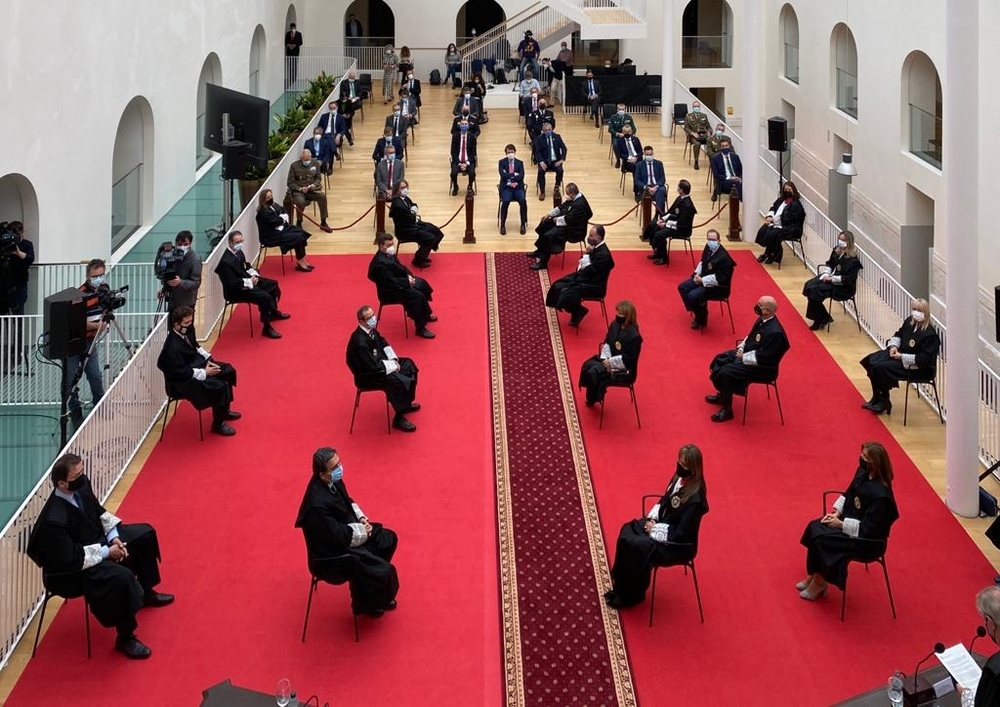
[295,447,399,618]
[705,295,790,422]
[962,586,1000,704]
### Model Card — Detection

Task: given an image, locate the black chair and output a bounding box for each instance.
[599,374,640,430]
[825,292,862,333]
[700,296,735,336]
[902,370,944,426]
[669,103,688,141]
[358,73,374,105]
[256,245,289,276]
[31,569,91,659]
[349,384,392,435]
[218,300,255,339]
[739,372,784,425]
[646,84,662,121]
[665,234,696,267]
[821,491,897,622]
[779,236,807,270]
[301,554,360,643]
[376,301,409,339]
[598,104,616,145]
[641,495,704,627]
[159,386,204,442]
[575,293,609,335]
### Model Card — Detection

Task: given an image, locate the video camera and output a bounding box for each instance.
[154,241,185,287]
[96,283,129,312]
[0,223,18,254]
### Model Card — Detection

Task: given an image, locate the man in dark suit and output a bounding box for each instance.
[316,101,347,156]
[499,144,528,235]
[372,127,404,165]
[616,125,643,175]
[520,87,542,119]
[529,182,593,270]
[375,146,404,198]
[545,225,615,327]
[582,69,601,126]
[710,137,743,201]
[533,123,567,200]
[295,447,399,617]
[451,112,482,138]
[526,100,555,143]
[677,229,736,329]
[402,71,422,109]
[450,120,477,195]
[157,306,240,435]
[705,295,790,422]
[384,104,410,150]
[633,145,667,212]
[305,126,336,176]
[452,88,483,123]
[345,14,363,47]
[368,234,435,339]
[26,453,174,660]
[346,304,421,432]
[339,71,364,144]
[643,179,697,265]
[284,23,302,86]
[213,230,289,339]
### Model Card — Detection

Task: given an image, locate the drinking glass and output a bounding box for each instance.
[276,678,291,707]
[887,674,904,707]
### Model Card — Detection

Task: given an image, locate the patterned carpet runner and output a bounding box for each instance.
[487,253,636,706]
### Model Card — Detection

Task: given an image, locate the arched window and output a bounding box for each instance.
[902,51,942,169]
[779,4,799,84]
[831,23,858,118]
[456,0,506,44]
[681,0,734,69]
[111,97,154,251]
[249,25,266,97]
[196,53,223,170]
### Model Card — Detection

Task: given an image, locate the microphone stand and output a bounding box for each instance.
[905,643,945,706]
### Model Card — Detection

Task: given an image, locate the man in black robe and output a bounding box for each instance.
[214,230,289,339]
[677,229,736,329]
[528,183,592,270]
[156,306,240,436]
[970,586,1000,705]
[295,447,399,617]
[25,453,173,659]
[705,295,790,422]
[346,304,421,432]
[545,225,615,327]
[368,234,435,339]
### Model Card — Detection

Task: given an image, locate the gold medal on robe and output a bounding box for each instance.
[708,262,714,270]
[853,496,861,510]
[835,265,841,272]
[908,339,916,348]
[614,341,622,351]
[670,496,681,509]
[755,333,762,342]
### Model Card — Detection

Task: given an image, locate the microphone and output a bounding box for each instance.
[914,642,946,681]
[906,642,946,703]
[970,625,988,654]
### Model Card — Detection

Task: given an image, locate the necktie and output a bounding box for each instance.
[549,136,555,161]
[460,136,467,162]
[314,140,321,156]
[508,160,514,175]
[350,83,355,98]
[464,97,470,109]
[393,117,398,134]
[627,140,635,158]
[647,163,654,184]
[589,80,594,95]
[237,250,247,265]
[73,492,83,509]
[724,155,733,179]
[388,162,393,186]
[532,97,537,111]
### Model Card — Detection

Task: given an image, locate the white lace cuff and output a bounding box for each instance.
[833,496,845,514]
[351,503,365,520]
[192,368,207,381]
[901,353,917,369]
[888,337,901,349]
[646,504,660,520]
[742,350,758,366]
[842,518,860,538]
[83,543,104,570]
[348,523,369,547]
[100,511,121,535]
[701,274,718,287]
[648,523,671,543]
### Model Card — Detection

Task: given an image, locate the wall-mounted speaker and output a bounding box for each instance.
[767,116,788,152]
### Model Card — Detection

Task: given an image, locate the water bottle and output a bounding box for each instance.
[887,673,904,707]
[288,692,298,707]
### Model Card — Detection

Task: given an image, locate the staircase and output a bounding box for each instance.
[546,0,647,40]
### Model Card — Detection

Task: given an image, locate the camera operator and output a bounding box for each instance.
[0,220,34,315]
[65,259,108,428]
[163,230,201,317]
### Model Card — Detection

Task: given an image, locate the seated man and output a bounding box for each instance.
[499,144,528,235]
[316,101,346,159]
[520,86,542,119]
[375,145,405,199]
[532,123,567,201]
[371,126,404,165]
[705,295,790,422]
[452,87,483,123]
[305,126,336,176]
[528,182,593,270]
[402,71,422,109]
[295,447,399,617]
[525,99,555,143]
[450,111,482,138]
[633,145,667,212]
[710,137,743,201]
[683,100,711,169]
[449,119,478,196]
[616,125,642,174]
[214,230,289,339]
[545,225,615,327]
[346,304,421,432]
[26,452,174,660]
[581,69,601,126]
[338,71,365,144]
[157,305,241,436]
[398,86,419,125]
[368,233,436,339]
[705,123,729,165]
[607,103,637,169]
[389,180,443,269]
[384,104,410,150]
[287,149,332,232]
[677,229,736,329]
[643,179,696,265]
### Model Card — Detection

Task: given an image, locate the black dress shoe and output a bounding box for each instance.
[416,328,436,339]
[271,311,291,320]
[366,608,386,618]
[757,254,768,263]
[711,408,735,423]
[295,264,312,273]
[691,321,705,329]
[652,259,666,265]
[115,634,152,660]
[211,422,237,436]
[262,326,282,339]
[385,599,398,610]
[392,417,417,432]
[143,591,175,608]
[320,222,333,233]
[529,262,546,270]
[647,253,658,260]
[225,410,242,421]
[427,314,438,322]
[407,403,421,412]
[520,224,526,235]
[451,185,459,196]
[500,225,506,235]
[705,393,722,404]
[693,162,700,170]
[538,192,546,201]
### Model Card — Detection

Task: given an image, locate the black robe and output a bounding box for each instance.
[545,243,615,310]
[255,204,310,255]
[800,466,899,589]
[710,316,790,396]
[578,321,642,404]
[610,476,709,605]
[367,251,433,329]
[860,317,940,391]
[156,328,236,414]
[294,476,399,614]
[389,195,444,262]
[802,249,862,321]
[345,326,419,413]
[754,197,806,259]
[976,651,1000,707]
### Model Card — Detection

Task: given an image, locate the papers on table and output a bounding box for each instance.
[937,643,982,691]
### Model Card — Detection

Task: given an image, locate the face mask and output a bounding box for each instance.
[507,153,516,159]
[400,187,408,196]
[385,245,396,256]
[837,239,848,248]
[615,315,626,325]
[715,130,724,136]
[394,111,401,117]
[233,242,244,252]
[706,240,720,252]
[366,316,378,329]
[539,105,547,111]
[561,45,567,50]
[617,110,625,115]
[89,275,106,287]
[692,106,700,112]
[178,245,189,254]
[783,190,793,197]
[67,474,87,492]
[302,159,312,166]
[586,237,600,247]
[464,93,472,98]
[266,197,274,204]
[460,125,469,132]
[753,304,763,316]
[911,310,925,322]
[407,74,413,80]
[858,456,869,472]
[386,50,392,55]
[643,155,653,162]
[675,462,692,479]
[722,148,731,155]
[461,110,470,116]
[386,154,395,161]
[313,134,323,141]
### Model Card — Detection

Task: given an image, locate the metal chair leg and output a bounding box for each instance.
[772,383,785,425]
[689,561,704,623]
[840,581,848,622]
[881,559,897,619]
[630,385,641,429]
[159,399,177,441]
[31,592,51,658]
[648,567,659,627]
[83,597,91,659]
[349,389,362,434]
[302,577,318,642]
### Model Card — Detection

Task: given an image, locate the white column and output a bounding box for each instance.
[740,0,761,241]
[660,0,675,137]
[944,0,980,517]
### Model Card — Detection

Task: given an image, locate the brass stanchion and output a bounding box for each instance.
[726,186,742,241]
[463,186,476,244]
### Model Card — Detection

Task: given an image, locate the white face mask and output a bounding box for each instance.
[385,245,396,256]
[367,315,378,328]
[507,153,516,159]
[400,187,408,196]
[643,155,654,162]
[232,242,243,252]
[302,159,312,166]
[178,245,190,254]
[837,239,848,248]
[911,310,925,323]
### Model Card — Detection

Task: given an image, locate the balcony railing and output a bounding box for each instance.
[835,68,858,118]
[784,43,799,84]
[909,103,942,169]
[111,164,142,251]
[681,35,732,69]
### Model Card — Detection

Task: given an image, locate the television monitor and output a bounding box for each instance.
[203,84,268,170]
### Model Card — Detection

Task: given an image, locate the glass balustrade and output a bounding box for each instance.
[681,35,732,69]
[836,68,858,118]
[909,103,942,169]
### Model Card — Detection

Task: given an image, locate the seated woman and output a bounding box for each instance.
[859,298,940,414]
[798,441,899,600]
[389,180,445,269]
[754,181,806,265]
[801,230,863,330]
[444,44,462,88]
[255,189,313,272]
[579,300,642,406]
[604,444,709,609]
[469,72,489,122]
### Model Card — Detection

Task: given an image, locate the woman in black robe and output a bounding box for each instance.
[754,180,806,264]
[389,180,445,268]
[801,230,863,330]
[578,300,642,407]
[798,441,899,600]
[604,444,709,609]
[859,298,940,414]
[255,188,313,271]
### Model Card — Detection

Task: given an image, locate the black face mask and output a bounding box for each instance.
[676,462,692,479]
[67,474,87,492]
[753,304,763,316]
[859,456,869,472]
[615,315,626,325]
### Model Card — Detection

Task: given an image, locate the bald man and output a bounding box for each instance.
[705,295,790,422]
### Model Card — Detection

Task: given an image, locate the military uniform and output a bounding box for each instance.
[705,132,728,161]
[683,111,711,167]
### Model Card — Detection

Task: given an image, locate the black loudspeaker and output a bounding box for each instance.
[995,286,1000,343]
[767,116,788,152]
[221,141,250,180]
[44,287,88,359]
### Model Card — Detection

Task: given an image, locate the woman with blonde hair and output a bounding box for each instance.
[382,44,399,103]
[801,230,863,330]
[859,298,940,414]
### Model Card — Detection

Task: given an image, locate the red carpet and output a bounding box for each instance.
[9,253,501,706]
